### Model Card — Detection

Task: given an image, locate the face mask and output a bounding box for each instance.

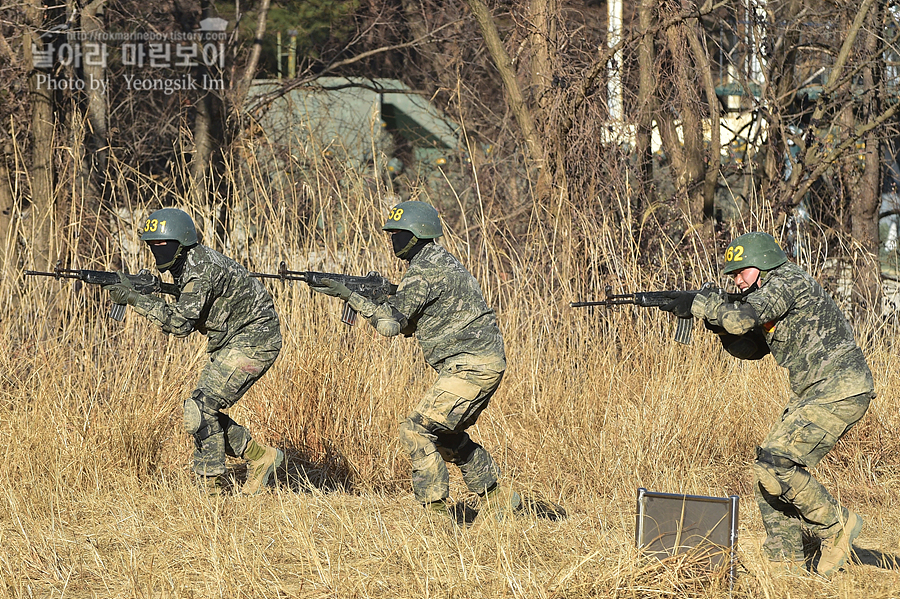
[150,241,182,272]
[391,230,419,259]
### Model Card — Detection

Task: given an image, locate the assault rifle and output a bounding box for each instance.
[251,261,397,326]
[571,283,745,344]
[24,260,181,321]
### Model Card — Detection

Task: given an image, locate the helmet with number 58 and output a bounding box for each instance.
[382,201,443,239]
[723,232,788,275]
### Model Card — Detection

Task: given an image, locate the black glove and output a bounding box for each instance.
[719,328,770,360]
[658,291,694,318]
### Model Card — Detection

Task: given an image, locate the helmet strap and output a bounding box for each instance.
[150,240,182,272]
[392,230,419,259]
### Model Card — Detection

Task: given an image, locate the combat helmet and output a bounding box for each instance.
[140,208,198,271]
[722,232,788,274]
[382,201,443,239]
[140,207,199,245]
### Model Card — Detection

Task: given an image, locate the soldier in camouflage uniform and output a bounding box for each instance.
[104,208,284,496]
[310,201,520,521]
[661,232,874,576]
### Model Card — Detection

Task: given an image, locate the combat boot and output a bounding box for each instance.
[421,499,459,532]
[479,484,522,522]
[424,498,452,518]
[768,557,808,576]
[817,510,862,576]
[241,440,284,495]
[198,474,226,498]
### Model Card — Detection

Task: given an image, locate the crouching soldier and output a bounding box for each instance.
[104,207,284,496]
[661,232,874,575]
[310,201,520,522]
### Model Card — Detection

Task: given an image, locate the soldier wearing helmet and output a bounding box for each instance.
[104,207,284,497]
[310,200,520,522]
[663,232,873,576]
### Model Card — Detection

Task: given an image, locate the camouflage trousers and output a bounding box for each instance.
[183,345,280,476]
[398,357,506,504]
[753,391,872,560]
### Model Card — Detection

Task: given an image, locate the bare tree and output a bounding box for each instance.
[23,0,57,269]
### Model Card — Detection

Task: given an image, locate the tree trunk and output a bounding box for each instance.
[78,0,109,212]
[850,1,883,315]
[685,13,719,222]
[663,8,704,225]
[634,0,656,199]
[234,0,272,107]
[464,0,547,197]
[0,139,17,280]
[24,0,56,269]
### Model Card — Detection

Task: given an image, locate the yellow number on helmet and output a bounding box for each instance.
[392,208,404,221]
[733,245,744,262]
[725,247,733,262]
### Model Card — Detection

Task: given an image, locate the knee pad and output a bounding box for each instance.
[753,460,785,496]
[183,391,222,441]
[755,447,800,497]
[399,415,435,461]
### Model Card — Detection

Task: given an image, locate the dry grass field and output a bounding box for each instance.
[1,189,899,598]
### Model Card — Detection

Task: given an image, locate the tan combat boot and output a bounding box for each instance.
[241,440,284,495]
[817,510,863,576]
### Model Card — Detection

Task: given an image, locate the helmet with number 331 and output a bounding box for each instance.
[722,232,788,275]
[140,207,199,246]
[382,201,443,239]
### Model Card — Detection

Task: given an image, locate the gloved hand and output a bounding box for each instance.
[658,291,695,318]
[309,278,352,301]
[103,271,140,306]
[691,287,723,321]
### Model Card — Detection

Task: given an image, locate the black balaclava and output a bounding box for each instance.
[391,230,431,260]
[150,240,191,276]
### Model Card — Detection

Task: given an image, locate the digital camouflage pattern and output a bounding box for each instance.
[754,392,871,560]
[131,244,282,478]
[187,346,280,476]
[352,242,504,369]
[399,359,506,503]
[694,260,874,561]
[131,244,282,353]
[698,261,872,402]
[351,242,507,504]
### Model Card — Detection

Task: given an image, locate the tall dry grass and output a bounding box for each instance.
[1,153,899,598]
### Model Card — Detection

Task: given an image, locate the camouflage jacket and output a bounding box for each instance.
[131,244,282,354]
[702,261,872,403]
[350,243,505,370]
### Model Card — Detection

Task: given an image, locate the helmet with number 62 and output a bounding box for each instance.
[723,232,788,274]
[382,201,443,239]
